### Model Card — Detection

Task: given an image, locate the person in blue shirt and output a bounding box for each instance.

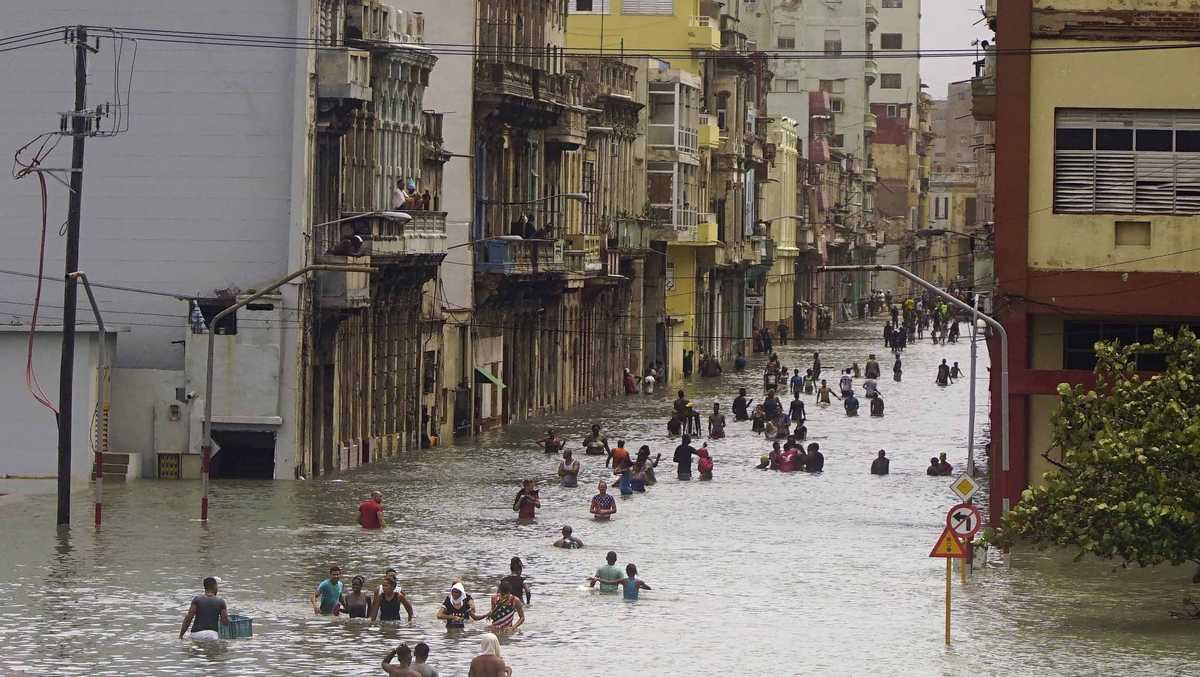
[592,562,652,600]
[790,369,804,398]
[312,564,344,615]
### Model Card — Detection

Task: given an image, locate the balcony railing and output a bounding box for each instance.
[312,211,448,262]
[865,3,879,31]
[648,124,698,154]
[864,59,879,86]
[611,218,651,251]
[475,237,565,275]
[971,52,996,121]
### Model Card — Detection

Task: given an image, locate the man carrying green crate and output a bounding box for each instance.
[179,576,230,641]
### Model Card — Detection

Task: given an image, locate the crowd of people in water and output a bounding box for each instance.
[178,294,973,675]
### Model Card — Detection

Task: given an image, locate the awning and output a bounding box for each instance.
[474,367,506,389]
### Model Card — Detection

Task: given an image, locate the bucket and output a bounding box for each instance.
[219,614,253,639]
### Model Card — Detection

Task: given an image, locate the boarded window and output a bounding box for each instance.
[1054,109,1200,215]
[880,33,903,49]
[880,73,901,89]
[774,78,801,93]
[882,0,902,7]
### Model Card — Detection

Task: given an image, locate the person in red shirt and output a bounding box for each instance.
[513,480,541,521]
[358,491,385,529]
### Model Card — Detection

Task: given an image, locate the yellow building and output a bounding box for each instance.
[762,116,800,333]
[566,0,717,76]
[978,0,1200,518]
[925,171,977,288]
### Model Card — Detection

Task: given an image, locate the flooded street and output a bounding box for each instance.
[0,321,1196,676]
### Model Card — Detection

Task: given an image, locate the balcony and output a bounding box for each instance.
[317,49,372,102]
[796,226,816,251]
[698,114,720,149]
[864,112,878,136]
[475,237,565,275]
[547,109,587,149]
[649,123,699,156]
[864,59,879,86]
[971,54,996,121]
[312,212,447,263]
[688,16,721,51]
[697,218,720,244]
[474,60,565,108]
[656,206,699,241]
[610,218,652,252]
[865,3,879,31]
[863,166,878,186]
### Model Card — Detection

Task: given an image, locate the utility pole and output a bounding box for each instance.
[57,26,91,527]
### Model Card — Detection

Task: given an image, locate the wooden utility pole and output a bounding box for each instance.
[57,26,91,527]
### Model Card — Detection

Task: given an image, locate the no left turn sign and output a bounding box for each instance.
[946,502,982,540]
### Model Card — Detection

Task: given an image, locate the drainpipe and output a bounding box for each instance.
[68,272,108,528]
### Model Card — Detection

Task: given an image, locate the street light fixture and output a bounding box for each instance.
[915,228,979,241]
[759,214,807,225]
[818,263,1010,518]
[200,264,376,522]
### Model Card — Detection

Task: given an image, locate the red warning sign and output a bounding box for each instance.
[929,526,967,559]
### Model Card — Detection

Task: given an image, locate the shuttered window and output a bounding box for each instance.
[1054,109,1200,215]
[622,0,672,14]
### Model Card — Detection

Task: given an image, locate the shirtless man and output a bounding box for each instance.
[541,428,565,454]
[708,403,727,439]
[582,424,609,456]
[468,633,512,677]
[554,524,584,549]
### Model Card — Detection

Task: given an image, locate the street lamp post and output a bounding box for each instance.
[200,264,375,522]
[819,264,1010,516]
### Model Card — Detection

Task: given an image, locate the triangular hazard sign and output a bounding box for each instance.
[929,526,967,558]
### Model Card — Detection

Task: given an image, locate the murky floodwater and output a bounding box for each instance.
[0,321,1196,676]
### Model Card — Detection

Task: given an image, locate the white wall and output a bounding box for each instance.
[873,0,921,106]
[0,327,116,481]
[1,1,304,371]
[110,367,186,477]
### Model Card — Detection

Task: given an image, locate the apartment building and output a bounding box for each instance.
[976,0,1200,520]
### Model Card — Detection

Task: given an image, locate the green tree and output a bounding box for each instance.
[993,327,1200,578]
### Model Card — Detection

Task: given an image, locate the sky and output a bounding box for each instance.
[919,0,992,100]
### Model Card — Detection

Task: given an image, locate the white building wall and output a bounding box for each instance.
[873,0,920,107]
[1,2,305,370]
[2,1,314,478]
[0,327,116,481]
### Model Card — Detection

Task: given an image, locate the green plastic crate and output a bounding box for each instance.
[219,614,252,639]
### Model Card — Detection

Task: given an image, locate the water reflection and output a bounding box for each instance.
[0,321,1196,675]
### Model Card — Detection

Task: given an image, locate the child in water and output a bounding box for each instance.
[697,445,714,480]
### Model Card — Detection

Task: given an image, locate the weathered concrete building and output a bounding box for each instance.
[305,0,449,475]
[976,0,1200,521]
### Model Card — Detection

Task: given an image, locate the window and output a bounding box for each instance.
[831,98,844,113]
[965,197,978,226]
[819,79,834,93]
[197,300,238,335]
[880,33,903,49]
[777,25,795,50]
[823,30,842,56]
[1054,109,1200,215]
[574,0,593,10]
[931,196,948,220]
[1063,321,1200,371]
[880,73,902,89]
[622,0,671,14]
[886,104,897,118]
[774,78,801,93]
[882,0,902,7]
[717,108,728,131]
[831,134,845,148]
